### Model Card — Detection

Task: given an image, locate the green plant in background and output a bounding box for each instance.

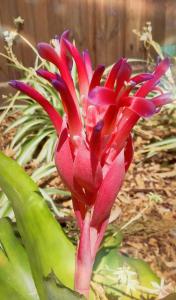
[133,22,176,91]
[0,19,73,218]
[0,151,173,300]
[133,22,176,157]
[0,29,63,165]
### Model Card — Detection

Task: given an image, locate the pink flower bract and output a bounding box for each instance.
[10,31,171,298]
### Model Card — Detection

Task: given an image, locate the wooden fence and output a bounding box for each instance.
[0,0,176,83]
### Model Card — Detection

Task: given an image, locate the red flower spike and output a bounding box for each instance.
[91,150,125,227]
[10,32,172,299]
[135,58,170,97]
[37,42,78,103]
[74,212,92,298]
[89,65,105,91]
[111,108,139,157]
[90,120,104,159]
[105,58,123,88]
[102,105,118,135]
[151,92,172,106]
[52,79,82,136]
[54,30,70,44]
[9,80,62,135]
[89,86,116,106]
[120,73,154,99]
[82,49,93,82]
[36,69,57,82]
[73,142,103,194]
[55,126,86,205]
[55,127,74,192]
[130,73,153,85]
[72,196,87,229]
[123,96,157,117]
[115,59,132,94]
[59,35,74,71]
[124,134,134,171]
[90,219,109,259]
[63,38,89,96]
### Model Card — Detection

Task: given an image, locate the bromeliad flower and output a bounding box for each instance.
[10,31,171,299]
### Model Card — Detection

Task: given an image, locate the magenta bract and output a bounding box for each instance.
[9,31,171,298]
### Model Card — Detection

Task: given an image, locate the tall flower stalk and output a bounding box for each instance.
[10,31,171,299]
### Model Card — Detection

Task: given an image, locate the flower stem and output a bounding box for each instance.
[74,212,93,298]
[74,213,108,299]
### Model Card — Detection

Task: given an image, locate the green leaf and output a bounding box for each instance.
[24,103,44,114]
[144,137,176,155]
[0,151,75,300]
[0,218,39,300]
[17,130,53,165]
[31,162,56,181]
[39,188,64,219]
[36,133,56,163]
[46,133,57,162]
[93,248,159,299]
[11,119,47,148]
[102,231,123,249]
[44,273,85,300]
[5,115,32,133]
[0,192,12,218]
[43,187,71,197]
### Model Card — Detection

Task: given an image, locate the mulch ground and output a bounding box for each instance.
[117,148,176,295]
[116,108,176,295]
[0,106,176,297]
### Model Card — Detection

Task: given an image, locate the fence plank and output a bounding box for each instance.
[0,0,176,83]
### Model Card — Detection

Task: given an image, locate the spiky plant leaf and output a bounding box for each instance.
[17,129,53,165]
[0,218,39,300]
[31,162,56,181]
[0,219,85,300]
[93,248,160,299]
[44,273,85,300]
[0,151,75,300]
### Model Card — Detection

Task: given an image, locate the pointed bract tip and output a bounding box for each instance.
[9,80,18,88]
[83,49,89,54]
[51,79,58,86]
[62,36,72,48]
[36,69,43,76]
[37,42,51,54]
[54,30,70,41]
[56,73,62,81]
[94,120,104,131]
[164,57,171,68]
[62,29,70,39]
[37,42,47,49]
[97,64,106,70]
[51,79,64,90]
[162,57,170,64]
[37,42,43,50]
[156,57,170,70]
